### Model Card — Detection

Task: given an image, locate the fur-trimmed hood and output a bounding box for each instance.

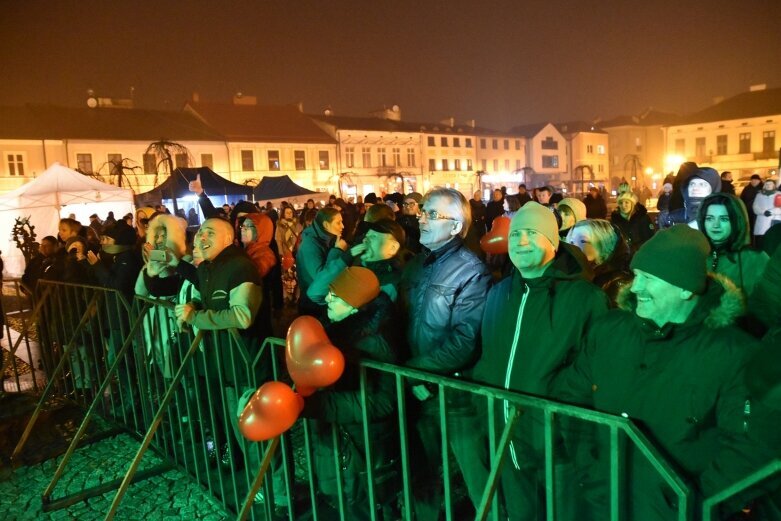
[616,272,745,330]
[147,214,187,257]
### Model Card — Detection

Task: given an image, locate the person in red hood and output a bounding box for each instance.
[239,213,277,278]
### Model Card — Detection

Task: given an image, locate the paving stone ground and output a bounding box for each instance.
[0,433,230,521]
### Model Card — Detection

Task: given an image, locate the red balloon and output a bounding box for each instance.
[774,194,781,208]
[480,216,511,254]
[286,316,345,388]
[282,253,295,271]
[239,381,302,441]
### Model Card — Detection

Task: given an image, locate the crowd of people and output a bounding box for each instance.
[14,162,781,520]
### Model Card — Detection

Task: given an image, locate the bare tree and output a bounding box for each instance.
[145,140,193,213]
[624,154,643,189]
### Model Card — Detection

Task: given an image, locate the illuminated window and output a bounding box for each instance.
[108,153,122,176]
[493,159,499,171]
[362,147,371,167]
[466,138,473,148]
[319,151,330,170]
[481,159,487,171]
[175,153,189,169]
[77,153,93,173]
[597,144,605,155]
[515,140,521,150]
[739,133,751,154]
[428,158,436,171]
[492,139,498,150]
[392,147,401,166]
[763,131,775,153]
[269,150,281,170]
[378,147,387,167]
[587,145,594,154]
[428,136,436,147]
[480,138,486,149]
[442,159,449,171]
[504,159,510,170]
[143,153,156,174]
[441,137,448,147]
[345,147,355,168]
[541,137,558,150]
[542,155,559,168]
[294,150,306,170]
[516,159,522,170]
[695,137,706,158]
[716,135,727,155]
[7,153,26,176]
[241,150,254,171]
[467,159,473,171]
[453,138,461,147]
[407,148,416,167]
[504,139,510,150]
[455,158,462,170]
[201,154,214,169]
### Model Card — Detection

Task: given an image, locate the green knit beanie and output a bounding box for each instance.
[630,224,711,293]
[510,201,560,250]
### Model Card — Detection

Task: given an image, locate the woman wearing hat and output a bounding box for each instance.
[304,267,400,519]
[752,178,781,249]
[610,191,655,253]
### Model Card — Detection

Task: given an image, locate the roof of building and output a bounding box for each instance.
[600,109,683,128]
[675,87,781,125]
[186,102,336,143]
[554,121,607,135]
[0,104,225,141]
[310,113,500,135]
[507,122,556,138]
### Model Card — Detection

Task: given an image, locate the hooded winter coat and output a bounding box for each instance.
[591,226,632,307]
[753,187,781,236]
[242,213,277,278]
[696,193,769,298]
[667,167,722,227]
[557,275,772,519]
[610,205,655,252]
[296,220,337,315]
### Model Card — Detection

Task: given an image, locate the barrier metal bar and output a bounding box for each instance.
[104,329,206,521]
[609,424,621,521]
[439,384,452,521]
[10,290,102,465]
[237,436,281,521]
[41,300,154,505]
[0,283,52,388]
[486,397,499,521]
[395,373,413,521]
[475,406,520,521]
[359,364,378,521]
[702,460,781,521]
[543,409,555,521]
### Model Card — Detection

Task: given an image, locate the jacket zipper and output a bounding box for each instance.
[504,283,529,470]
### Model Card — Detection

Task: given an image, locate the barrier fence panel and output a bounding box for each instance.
[12,284,781,520]
[1,278,49,395]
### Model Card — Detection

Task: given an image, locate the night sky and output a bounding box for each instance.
[1,0,779,130]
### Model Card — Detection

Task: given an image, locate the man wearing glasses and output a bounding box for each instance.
[400,187,491,519]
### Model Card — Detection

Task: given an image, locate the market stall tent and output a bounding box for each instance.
[0,163,135,276]
[252,175,329,207]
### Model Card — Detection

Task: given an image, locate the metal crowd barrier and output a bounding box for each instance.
[1,278,48,394]
[6,281,781,520]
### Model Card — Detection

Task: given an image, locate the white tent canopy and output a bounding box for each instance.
[0,163,135,277]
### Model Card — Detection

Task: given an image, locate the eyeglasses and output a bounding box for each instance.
[418,209,455,221]
[402,201,418,207]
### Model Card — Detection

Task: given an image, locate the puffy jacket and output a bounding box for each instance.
[296,220,336,315]
[557,275,772,504]
[753,190,781,236]
[401,237,491,374]
[243,213,277,278]
[610,205,655,252]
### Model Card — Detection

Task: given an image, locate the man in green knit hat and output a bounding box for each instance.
[558,224,774,520]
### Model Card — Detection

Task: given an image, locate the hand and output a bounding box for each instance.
[335,238,348,251]
[146,261,165,277]
[349,243,367,258]
[411,384,433,401]
[86,251,99,265]
[188,173,203,195]
[765,210,773,217]
[142,242,153,262]
[174,302,196,323]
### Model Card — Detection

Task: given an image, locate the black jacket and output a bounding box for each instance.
[610,206,655,253]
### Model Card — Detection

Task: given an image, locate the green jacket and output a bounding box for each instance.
[557,274,772,500]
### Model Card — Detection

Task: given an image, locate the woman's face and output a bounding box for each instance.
[618,199,634,216]
[567,227,599,264]
[283,207,294,220]
[764,181,776,192]
[240,220,257,244]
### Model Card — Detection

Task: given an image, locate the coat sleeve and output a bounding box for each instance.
[197,192,220,219]
[188,282,261,330]
[747,246,781,329]
[405,266,491,373]
[306,248,351,304]
[296,237,330,288]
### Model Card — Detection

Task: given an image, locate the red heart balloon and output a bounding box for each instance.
[286,316,345,388]
[774,194,781,208]
[239,381,302,441]
[282,252,295,271]
[480,216,511,254]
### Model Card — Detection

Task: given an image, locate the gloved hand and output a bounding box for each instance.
[765,210,773,217]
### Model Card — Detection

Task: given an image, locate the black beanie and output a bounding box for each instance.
[105,222,137,246]
[630,225,711,294]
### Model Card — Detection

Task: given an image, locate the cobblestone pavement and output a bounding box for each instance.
[0,433,230,521]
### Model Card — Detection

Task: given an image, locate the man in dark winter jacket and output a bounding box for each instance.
[400,187,491,519]
[485,188,505,230]
[720,171,735,195]
[666,166,721,228]
[584,186,608,219]
[557,225,772,520]
[296,207,344,317]
[741,174,763,238]
[472,202,608,520]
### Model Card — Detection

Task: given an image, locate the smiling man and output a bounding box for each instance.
[472,201,607,520]
[557,224,772,520]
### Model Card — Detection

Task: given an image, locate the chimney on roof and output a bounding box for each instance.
[233,93,258,105]
[440,117,455,128]
[469,119,475,128]
[369,104,401,121]
[749,83,767,92]
[96,97,133,109]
